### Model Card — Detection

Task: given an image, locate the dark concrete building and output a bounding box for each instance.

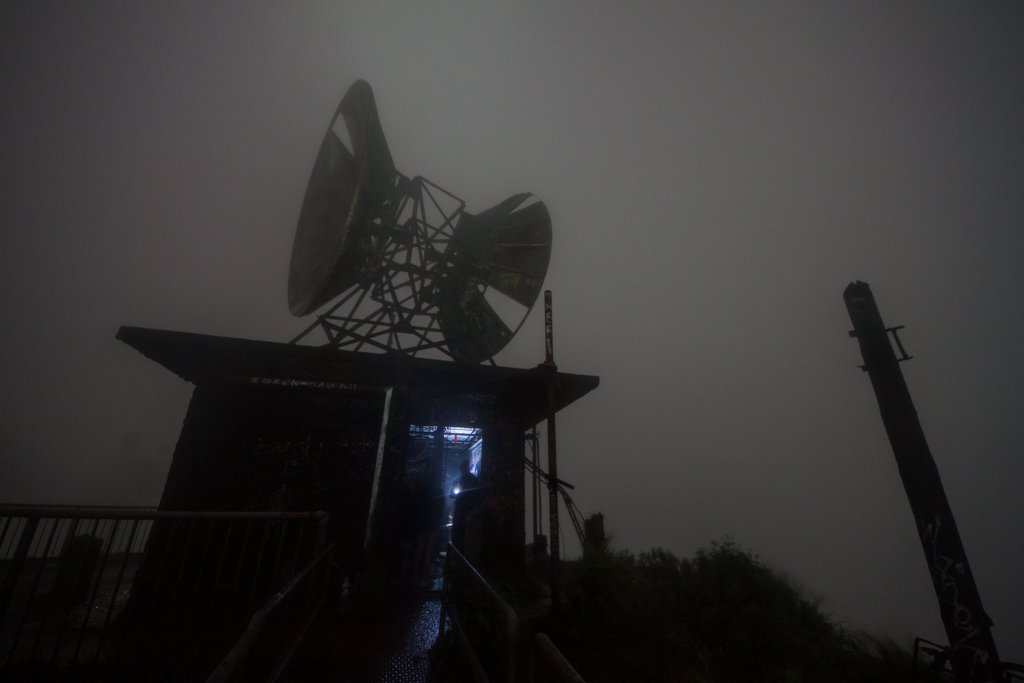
[118,326,598,581]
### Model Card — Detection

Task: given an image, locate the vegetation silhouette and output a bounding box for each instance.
[537,537,950,683]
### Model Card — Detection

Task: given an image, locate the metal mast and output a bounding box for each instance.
[844,281,1002,683]
[544,290,561,613]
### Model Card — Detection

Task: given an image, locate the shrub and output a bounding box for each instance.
[541,539,950,683]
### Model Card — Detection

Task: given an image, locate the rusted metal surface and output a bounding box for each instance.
[287,80,552,364]
[844,281,1002,683]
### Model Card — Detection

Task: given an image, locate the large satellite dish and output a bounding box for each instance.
[288,80,552,364]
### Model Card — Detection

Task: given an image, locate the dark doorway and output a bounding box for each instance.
[404,426,482,583]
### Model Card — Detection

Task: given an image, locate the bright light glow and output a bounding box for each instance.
[469,440,482,476]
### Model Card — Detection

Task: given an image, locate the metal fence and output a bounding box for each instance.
[206,542,335,683]
[910,637,1024,683]
[435,542,588,683]
[0,506,328,670]
[437,542,519,683]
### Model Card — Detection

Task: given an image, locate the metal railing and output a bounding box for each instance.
[437,542,518,683]
[911,637,1024,682]
[206,542,336,683]
[0,505,328,670]
[435,543,586,683]
[528,633,586,683]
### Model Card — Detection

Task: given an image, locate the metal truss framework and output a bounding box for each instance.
[290,175,508,363]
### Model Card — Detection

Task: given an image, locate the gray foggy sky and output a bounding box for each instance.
[2,1,1022,658]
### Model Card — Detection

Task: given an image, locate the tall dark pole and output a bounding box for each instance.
[544,290,560,613]
[844,282,1002,683]
[530,427,542,547]
[531,427,538,540]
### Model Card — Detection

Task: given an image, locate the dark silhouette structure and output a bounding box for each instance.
[287,79,553,364]
[845,282,1003,683]
[118,326,597,581]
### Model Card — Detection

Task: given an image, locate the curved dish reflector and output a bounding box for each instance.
[287,80,553,363]
[436,195,552,363]
[288,80,396,316]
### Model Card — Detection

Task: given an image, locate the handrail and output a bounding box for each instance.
[910,637,950,681]
[528,633,586,683]
[205,542,336,683]
[445,601,490,683]
[911,637,1024,682]
[0,507,328,521]
[439,543,518,683]
[266,597,326,683]
[0,504,158,511]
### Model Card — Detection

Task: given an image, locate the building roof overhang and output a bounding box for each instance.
[117,326,599,427]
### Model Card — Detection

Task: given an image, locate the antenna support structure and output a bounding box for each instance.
[287,80,552,364]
